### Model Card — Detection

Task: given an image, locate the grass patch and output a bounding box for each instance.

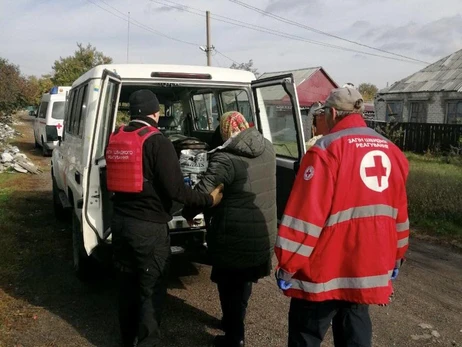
[406,152,462,240]
[0,174,16,221]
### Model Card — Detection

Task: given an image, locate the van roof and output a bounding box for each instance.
[72,64,256,87]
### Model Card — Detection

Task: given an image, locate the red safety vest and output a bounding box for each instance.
[105,125,160,193]
[275,114,410,305]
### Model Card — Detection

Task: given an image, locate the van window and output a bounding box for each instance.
[221,90,252,123]
[51,101,65,120]
[66,85,89,137]
[193,93,218,131]
[66,90,78,133]
[96,80,119,159]
[76,85,88,136]
[38,102,49,119]
[256,85,300,158]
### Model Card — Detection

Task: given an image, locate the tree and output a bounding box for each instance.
[0,58,28,120]
[23,74,54,106]
[230,59,259,76]
[358,83,378,102]
[52,43,113,86]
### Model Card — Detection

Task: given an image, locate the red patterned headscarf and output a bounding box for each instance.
[220,111,249,141]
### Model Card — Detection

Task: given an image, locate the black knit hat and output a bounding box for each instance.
[129,90,160,119]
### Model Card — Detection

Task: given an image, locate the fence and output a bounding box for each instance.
[366,121,462,153]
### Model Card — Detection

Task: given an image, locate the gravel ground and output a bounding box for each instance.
[0,114,461,347]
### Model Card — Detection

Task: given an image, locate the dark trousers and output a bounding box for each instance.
[216,277,253,342]
[112,214,171,347]
[288,298,372,347]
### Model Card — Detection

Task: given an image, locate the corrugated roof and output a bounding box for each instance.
[382,48,462,93]
[257,67,323,102]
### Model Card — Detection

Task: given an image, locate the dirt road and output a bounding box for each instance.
[0,114,461,347]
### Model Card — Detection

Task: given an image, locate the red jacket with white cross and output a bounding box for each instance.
[275,114,409,305]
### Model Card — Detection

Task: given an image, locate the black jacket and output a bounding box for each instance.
[184,127,277,269]
[111,117,213,223]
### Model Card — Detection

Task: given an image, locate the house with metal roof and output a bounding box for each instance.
[374,48,462,124]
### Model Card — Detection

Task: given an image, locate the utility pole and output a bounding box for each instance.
[206,11,212,66]
[127,11,130,63]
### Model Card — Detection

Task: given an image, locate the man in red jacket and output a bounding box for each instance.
[275,87,409,347]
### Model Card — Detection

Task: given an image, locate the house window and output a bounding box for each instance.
[446,101,462,124]
[386,101,403,122]
[409,102,427,123]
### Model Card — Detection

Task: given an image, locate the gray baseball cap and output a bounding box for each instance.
[324,87,364,112]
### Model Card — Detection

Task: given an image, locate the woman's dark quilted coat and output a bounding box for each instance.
[185,127,277,269]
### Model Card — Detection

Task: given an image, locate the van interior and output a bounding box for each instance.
[99,83,255,243]
[116,84,253,138]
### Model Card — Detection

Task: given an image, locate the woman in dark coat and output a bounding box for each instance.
[183,111,277,347]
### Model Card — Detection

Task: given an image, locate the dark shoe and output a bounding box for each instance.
[214,335,244,347]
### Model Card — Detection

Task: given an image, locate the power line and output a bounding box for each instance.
[215,49,239,64]
[228,0,430,64]
[85,0,199,47]
[147,0,426,64]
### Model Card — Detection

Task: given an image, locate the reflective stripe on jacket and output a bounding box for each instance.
[275,114,410,305]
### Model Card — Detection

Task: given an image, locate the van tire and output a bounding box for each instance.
[52,176,69,221]
[72,212,95,281]
[41,137,51,157]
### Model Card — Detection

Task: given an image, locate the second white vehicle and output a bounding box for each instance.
[33,86,71,156]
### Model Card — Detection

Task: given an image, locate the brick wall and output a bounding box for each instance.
[374,91,462,123]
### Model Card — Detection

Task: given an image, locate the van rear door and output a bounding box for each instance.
[251,74,307,221]
[82,70,122,255]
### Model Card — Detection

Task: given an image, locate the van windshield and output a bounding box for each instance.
[51,101,65,119]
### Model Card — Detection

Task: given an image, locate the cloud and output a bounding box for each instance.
[351,20,371,29]
[368,15,462,58]
[265,0,320,14]
[378,42,416,52]
[154,4,187,13]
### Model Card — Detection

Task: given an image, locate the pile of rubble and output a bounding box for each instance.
[0,122,20,143]
[0,145,41,174]
[0,122,41,174]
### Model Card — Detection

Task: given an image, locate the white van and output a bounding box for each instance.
[51,64,309,278]
[33,86,71,156]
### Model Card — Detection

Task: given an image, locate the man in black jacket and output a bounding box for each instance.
[109,89,223,347]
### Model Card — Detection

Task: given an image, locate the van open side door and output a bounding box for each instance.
[82,70,122,255]
[251,74,308,221]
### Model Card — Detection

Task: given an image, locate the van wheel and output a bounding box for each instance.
[72,213,95,281]
[41,138,51,157]
[52,177,69,221]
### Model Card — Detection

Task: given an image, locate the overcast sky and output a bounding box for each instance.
[1,0,461,89]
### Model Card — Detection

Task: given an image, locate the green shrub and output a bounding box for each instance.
[406,153,462,239]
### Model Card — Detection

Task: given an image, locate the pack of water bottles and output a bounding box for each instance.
[179,149,208,188]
